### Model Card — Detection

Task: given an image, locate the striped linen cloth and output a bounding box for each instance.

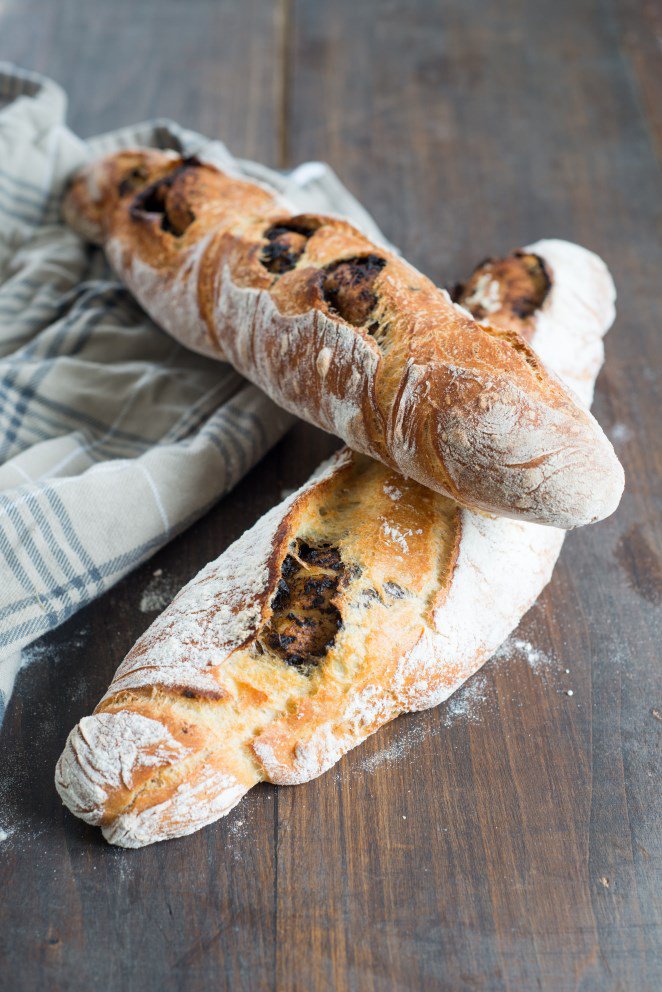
[0,64,389,723]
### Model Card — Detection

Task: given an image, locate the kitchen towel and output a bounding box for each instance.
[0,64,390,724]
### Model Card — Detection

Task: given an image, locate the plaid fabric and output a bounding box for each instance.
[0,64,390,723]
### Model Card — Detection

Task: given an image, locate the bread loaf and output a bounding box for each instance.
[62,150,623,528]
[55,239,616,847]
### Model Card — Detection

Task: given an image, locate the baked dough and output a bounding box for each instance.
[62,151,623,528]
[55,239,617,846]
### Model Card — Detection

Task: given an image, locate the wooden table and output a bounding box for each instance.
[1,2,659,990]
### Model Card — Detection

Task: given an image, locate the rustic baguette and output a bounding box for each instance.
[61,150,623,528]
[55,239,616,847]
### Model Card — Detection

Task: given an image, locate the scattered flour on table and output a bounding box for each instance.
[609,422,633,447]
[1,627,91,848]
[139,569,180,613]
[0,783,44,851]
[357,673,490,773]
[486,635,576,698]
[228,816,246,840]
[440,673,489,726]
[493,636,555,673]
[226,815,249,860]
[20,627,90,671]
[109,850,137,882]
[19,642,50,669]
[358,720,434,773]
[357,636,567,775]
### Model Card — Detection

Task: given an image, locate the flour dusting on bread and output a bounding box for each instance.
[62,151,624,527]
[55,239,618,846]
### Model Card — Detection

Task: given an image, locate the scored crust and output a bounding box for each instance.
[56,239,616,846]
[61,150,623,528]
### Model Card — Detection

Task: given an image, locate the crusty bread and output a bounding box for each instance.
[55,239,616,847]
[61,150,623,528]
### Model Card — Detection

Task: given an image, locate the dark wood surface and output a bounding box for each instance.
[0,2,660,990]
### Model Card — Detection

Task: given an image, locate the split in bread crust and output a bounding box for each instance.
[61,151,623,528]
[453,251,552,336]
[55,239,617,846]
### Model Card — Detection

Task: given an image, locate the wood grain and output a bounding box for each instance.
[0,1,659,990]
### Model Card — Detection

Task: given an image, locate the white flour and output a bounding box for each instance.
[358,635,566,775]
[227,815,248,859]
[357,720,433,773]
[0,773,45,851]
[357,673,490,773]
[440,673,489,726]
[1,627,91,848]
[493,636,554,673]
[20,627,90,670]
[609,423,633,447]
[139,569,180,613]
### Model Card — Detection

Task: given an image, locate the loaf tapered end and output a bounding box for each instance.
[428,371,625,529]
[559,427,625,528]
[424,238,624,529]
[55,710,251,847]
[62,148,182,245]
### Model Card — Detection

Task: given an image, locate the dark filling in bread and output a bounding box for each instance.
[260,221,315,274]
[257,539,345,673]
[129,159,199,236]
[383,581,406,599]
[508,252,552,319]
[358,587,382,606]
[323,255,387,326]
[357,582,408,607]
[452,251,551,326]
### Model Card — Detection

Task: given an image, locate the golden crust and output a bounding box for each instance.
[88,453,461,807]
[61,151,623,528]
[55,239,618,845]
